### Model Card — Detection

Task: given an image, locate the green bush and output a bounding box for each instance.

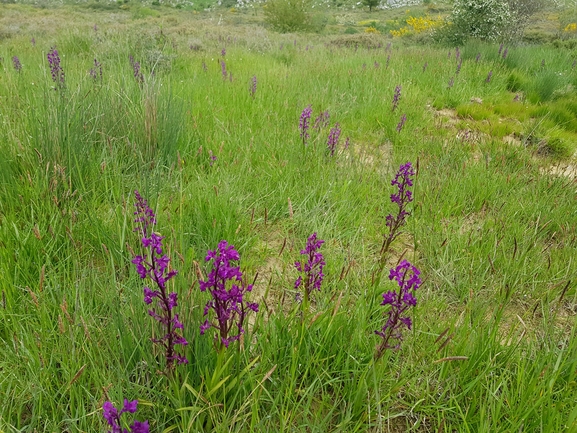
[264,0,314,33]
[442,0,549,45]
[445,0,512,45]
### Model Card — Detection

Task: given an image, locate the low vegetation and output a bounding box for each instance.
[1,1,577,431]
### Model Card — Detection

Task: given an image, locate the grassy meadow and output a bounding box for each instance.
[1,2,577,431]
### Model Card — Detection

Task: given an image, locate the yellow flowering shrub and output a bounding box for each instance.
[564,23,577,33]
[390,15,443,38]
[365,27,380,34]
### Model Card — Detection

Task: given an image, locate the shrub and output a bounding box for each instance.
[447,0,512,44]
[363,0,380,12]
[264,0,313,33]
[390,15,443,38]
[443,0,548,44]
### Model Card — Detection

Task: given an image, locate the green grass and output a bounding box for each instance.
[1,3,577,432]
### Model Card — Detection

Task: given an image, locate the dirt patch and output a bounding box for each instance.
[347,140,393,174]
[434,108,460,128]
[540,163,577,181]
[502,134,523,147]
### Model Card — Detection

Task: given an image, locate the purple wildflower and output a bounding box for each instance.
[31,37,35,46]
[220,60,227,79]
[396,114,406,133]
[455,46,460,61]
[374,61,380,69]
[380,162,415,261]
[313,110,330,130]
[456,57,462,75]
[129,55,143,84]
[209,150,217,166]
[502,47,508,59]
[344,137,350,149]
[327,123,341,156]
[485,70,492,83]
[375,260,421,358]
[448,76,454,88]
[102,399,149,433]
[131,191,188,370]
[249,75,257,99]
[12,56,22,73]
[498,43,503,56]
[221,47,226,57]
[475,52,481,63]
[299,105,312,145]
[294,233,325,305]
[199,241,258,349]
[47,47,65,89]
[392,84,401,111]
[89,58,102,81]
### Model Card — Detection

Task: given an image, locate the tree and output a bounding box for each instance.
[505,0,548,40]
[363,0,380,12]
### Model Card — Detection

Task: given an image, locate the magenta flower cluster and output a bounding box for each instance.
[220,60,227,79]
[379,162,415,261]
[327,123,341,156]
[102,399,149,433]
[299,105,312,145]
[392,85,401,111]
[47,47,65,88]
[294,233,325,299]
[375,260,421,358]
[131,191,188,369]
[199,241,259,348]
[90,58,102,81]
[396,114,406,133]
[386,163,414,236]
[12,56,22,72]
[129,55,143,84]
